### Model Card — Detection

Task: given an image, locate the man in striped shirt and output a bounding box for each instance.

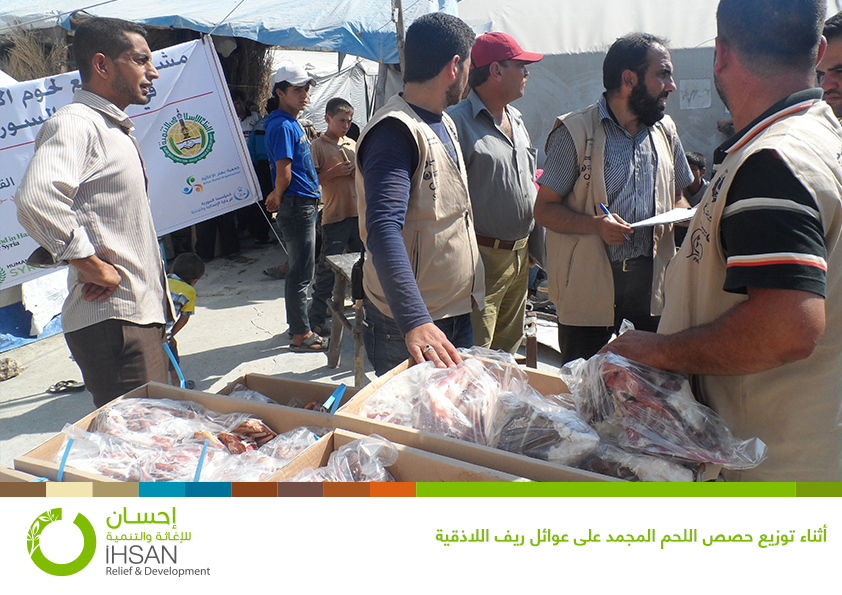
[16,18,172,407]
[604,0,842,481]
[534,33,693,364]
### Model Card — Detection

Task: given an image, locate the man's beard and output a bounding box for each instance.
[113,68,149,106]
[714,72,730,111]
[629,77,667,127]
[445,77,464,108]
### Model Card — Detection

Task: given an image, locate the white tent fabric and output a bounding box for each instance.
[456,0,842,167]
[0,0,457,63]
[457,0,720,53]
[457,0,842,53]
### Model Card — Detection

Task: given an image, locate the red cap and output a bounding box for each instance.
[470,32,543,69]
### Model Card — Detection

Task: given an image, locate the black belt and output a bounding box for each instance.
[610,255,651,273]
[283,195,319,205]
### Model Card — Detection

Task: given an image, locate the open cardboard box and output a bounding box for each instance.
[14,382,336,483]
[335,359,619,482]
[217,373,357,411]
[276,428,529,482]
[0,466,47,482]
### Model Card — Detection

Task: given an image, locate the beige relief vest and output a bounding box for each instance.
[659,100,842,481]
[545,104,678,326]
[356,94,483,322]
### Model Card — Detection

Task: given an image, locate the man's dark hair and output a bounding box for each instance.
[403,12,475,84]
[73,17,147,83]
[686,151,707,170]
[717,0,824,74]
[468,64,491,89]
[603,32,668,92]
[824,10,842,42]
[230,89,246,102]
[326,97,353,116]
[468,60,512,89]
[170,252,205,282]
[273,81,292,95]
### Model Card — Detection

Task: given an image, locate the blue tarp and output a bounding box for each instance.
[0,302,62,353]
[0,0,458,64]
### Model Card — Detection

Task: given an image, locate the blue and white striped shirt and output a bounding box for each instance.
[540,94,693,262]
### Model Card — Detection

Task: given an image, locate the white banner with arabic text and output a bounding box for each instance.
[0,37,259,290]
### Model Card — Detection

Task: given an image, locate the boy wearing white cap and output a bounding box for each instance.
[264,63,328,351]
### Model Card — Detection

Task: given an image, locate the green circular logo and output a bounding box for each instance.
[159,108,216,165]
[27,508,96,576]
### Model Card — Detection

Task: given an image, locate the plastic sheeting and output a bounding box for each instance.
[0,0,457,64]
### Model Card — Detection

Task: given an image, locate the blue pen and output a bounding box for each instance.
[600,203,631,242]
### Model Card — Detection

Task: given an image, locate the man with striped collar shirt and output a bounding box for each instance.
[16,18,173,407]
[604,0,842,481]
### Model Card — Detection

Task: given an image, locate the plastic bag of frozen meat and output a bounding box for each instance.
[484,378,599,466]
[561,352,767,469]
[286,435,399,482]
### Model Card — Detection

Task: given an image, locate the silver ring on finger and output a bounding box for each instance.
[423,344,435,354]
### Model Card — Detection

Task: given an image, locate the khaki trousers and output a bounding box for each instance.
[471,244,529,353]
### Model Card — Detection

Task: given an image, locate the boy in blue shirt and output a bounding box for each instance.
[264,63,327,352]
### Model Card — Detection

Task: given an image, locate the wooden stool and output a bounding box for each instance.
[325,253,365,387]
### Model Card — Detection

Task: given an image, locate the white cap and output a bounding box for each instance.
[271,63,315,87]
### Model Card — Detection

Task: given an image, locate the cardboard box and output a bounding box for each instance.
[15,382,336,483]
[217,373,357,410]
[335,360,619,482]
[276,429,529,482]
[0,466,47,482]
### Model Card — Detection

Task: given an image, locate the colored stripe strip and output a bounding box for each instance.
[277,483,323,497]
[6,481,842,497]
[185,482,231,497]
[0,483,47,497]
[231,482,278,497]
[93,483,139,497]
[727,253,827,270]
[46,482,94,497]
[371,482,415,497]
[324,482,370,497]
[416,482,796,497]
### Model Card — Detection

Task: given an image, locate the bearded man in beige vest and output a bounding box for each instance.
[356,13,484,375]
[604,0,842,481]
[534,33,693,365]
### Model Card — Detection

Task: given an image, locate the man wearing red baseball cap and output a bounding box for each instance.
[447,32,542,353]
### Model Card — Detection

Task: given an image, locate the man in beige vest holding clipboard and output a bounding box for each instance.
[605,0,842,481]
[534,33,693,364]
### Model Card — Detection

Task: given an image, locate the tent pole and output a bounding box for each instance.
[393,0,406,74]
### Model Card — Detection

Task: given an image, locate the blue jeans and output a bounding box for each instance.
[309,217,362,329]
[362,298,473,376]
[278,196,318,336]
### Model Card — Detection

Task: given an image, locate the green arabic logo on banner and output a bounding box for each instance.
[27,508,97,576]
[159,109,216,165]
